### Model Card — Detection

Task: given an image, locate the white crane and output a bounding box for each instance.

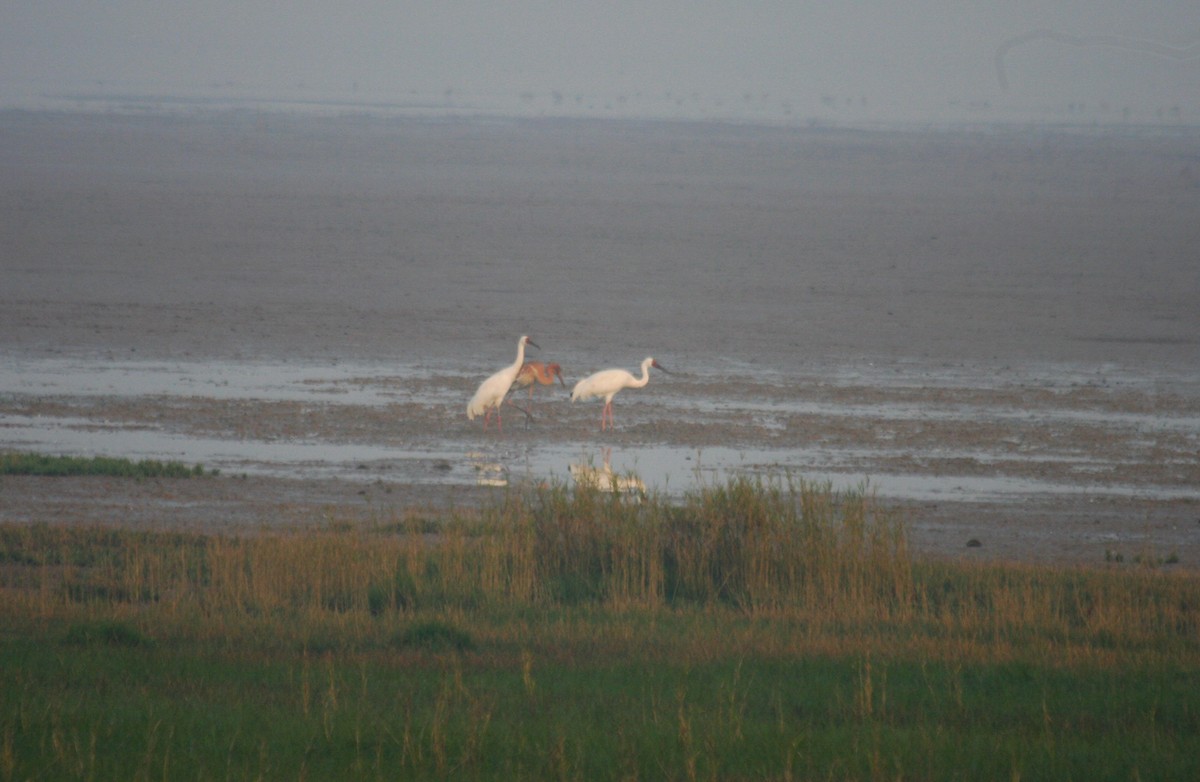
[467,335,538,432]
[570,357,670,431]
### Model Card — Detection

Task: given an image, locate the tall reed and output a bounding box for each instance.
[463,474,911,613]
[663,476,911,613]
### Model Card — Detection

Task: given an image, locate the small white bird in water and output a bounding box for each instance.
[570,357,670,431]
[467,335,538,433]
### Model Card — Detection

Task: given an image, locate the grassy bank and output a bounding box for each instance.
[0,451,212,478]
[2,477,1197,780]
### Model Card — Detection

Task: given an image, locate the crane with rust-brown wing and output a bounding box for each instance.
[511,361,566,404]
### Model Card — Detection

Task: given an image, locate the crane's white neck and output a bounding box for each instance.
[511,337,528,371]
[632,357,655,387]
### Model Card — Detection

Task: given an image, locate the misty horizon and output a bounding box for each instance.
[3,4,1198,128]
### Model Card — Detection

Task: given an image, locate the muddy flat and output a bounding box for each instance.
[2,110,1197,569]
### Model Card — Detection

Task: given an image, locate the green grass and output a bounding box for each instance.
[2,619,1195,781]
[0,451,212,478]
[1,476,1198,780]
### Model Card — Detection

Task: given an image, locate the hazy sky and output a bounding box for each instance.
[3,3,1196,123]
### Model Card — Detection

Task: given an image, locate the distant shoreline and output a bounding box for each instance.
[4,88,1199,138]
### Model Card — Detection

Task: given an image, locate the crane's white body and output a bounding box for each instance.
[570,357,666,431]
[467,336,536,432]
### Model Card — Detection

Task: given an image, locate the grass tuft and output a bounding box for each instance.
[62,620,153,648]
[398,620,475,651]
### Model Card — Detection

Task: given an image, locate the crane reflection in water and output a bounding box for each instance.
[568,447,646,496]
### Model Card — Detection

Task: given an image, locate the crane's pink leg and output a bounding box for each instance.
[482,405,504,433]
